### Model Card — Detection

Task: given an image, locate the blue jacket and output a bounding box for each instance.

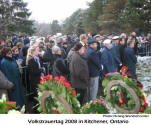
[85,47,101,77]
[111,44,121,68]
[124,47,137,75]
[101,46,116,75]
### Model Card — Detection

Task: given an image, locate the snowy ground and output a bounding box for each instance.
[137,56,151,105]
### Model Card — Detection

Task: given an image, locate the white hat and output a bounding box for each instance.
[103,39,111,44]
[112,36,120,40]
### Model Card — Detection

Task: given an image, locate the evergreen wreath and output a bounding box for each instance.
[37,75,80,114]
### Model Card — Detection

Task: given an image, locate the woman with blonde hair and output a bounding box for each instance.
[26,46,45,113]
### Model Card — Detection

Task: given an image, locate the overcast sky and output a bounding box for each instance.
[23,0,94,23]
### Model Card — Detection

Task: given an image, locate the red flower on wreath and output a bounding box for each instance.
[64,82,71,88]
[60,76,66,82]
[139,108,145,112]
[53,76,60,82]
[6,101,16,109]
[72,90,76,96]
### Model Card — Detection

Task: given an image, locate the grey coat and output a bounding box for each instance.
[70,52,89,89]
[0,70,13,99]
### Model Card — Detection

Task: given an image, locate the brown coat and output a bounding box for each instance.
[0,70,13,99]
[70,52,89,89]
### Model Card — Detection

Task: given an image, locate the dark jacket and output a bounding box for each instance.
[101,46,116,75]
[85,47,101,77]
[43,48,54,65]
[119,44,127,65]
[1,57,26,107]
[0,70,13,99]
[124,47,137,75]
[111,44,122,68]
[27,58,42,95]
[70,52,89,89]
[52,54,69,77]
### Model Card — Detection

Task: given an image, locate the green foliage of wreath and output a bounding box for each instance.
[81,99,108,114]
[37,75,80,114]
[102,75,148,113]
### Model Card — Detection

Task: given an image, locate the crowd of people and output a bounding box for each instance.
[0,32,151,113]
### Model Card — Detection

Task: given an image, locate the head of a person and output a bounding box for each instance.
[107,33,113,40]
[16,42,22,49]
[94,35,102,42]
[52,46,62,55]
[120,33,127,39]
[26,46,40,65]
[0,38,5,47]
[74,43,86,55]
[127,39,135,48]
[6,41,12,47]
[1,47,12,58]
[11,46,19,55]
[119,38,125,45]
[131,32,136,37]
[88,38,97,49]
[104,39,112,49]
[112,36,120,44]
[80,34,87,43]
[19,36,23,40]
[56,37,64,46]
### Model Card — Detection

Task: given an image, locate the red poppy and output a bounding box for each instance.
[6,101,16,109]
[53,76,60,81]
[60,82,65,85]
[64,82,71,88]
[38,86,41,89]
[40,80,43,84]
[60,76,66,82]
[139,108,145,112]
[72,90,76,96]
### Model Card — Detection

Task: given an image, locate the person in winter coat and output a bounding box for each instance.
[0,70,14,100]
[124,39,137,77]
[1,47,26,108]
[70,44,89,105]
[119,38,127,66]
[52,46,69,78]
[85,38,102,101]
[101,39,116,75]
[26,46,45,113]
[111,36,122,71]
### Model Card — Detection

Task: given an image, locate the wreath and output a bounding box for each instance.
[37,75,80,114]
[102,74,148,114]
[0,94,25,114]
[81,98,108,114]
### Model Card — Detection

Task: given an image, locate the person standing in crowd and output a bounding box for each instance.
[70,44,89,105]
[80,34,88,47]
[119,38,127,66]
[107,33,113,40]
[6,41,13,48]
[42,39,54,74]
[55,37,67,59]
[0,38,5,49]
[111,36,122,71]
[26,46,45,113]
[22,38,30,58]
[52,46,69,78]
[0,70,14,100]
[101,39,116,75]
[0,47,26,108]
[131,32,139,54]
[94,34,102,51]
[85,38,102,101]
[124,39,137,78]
